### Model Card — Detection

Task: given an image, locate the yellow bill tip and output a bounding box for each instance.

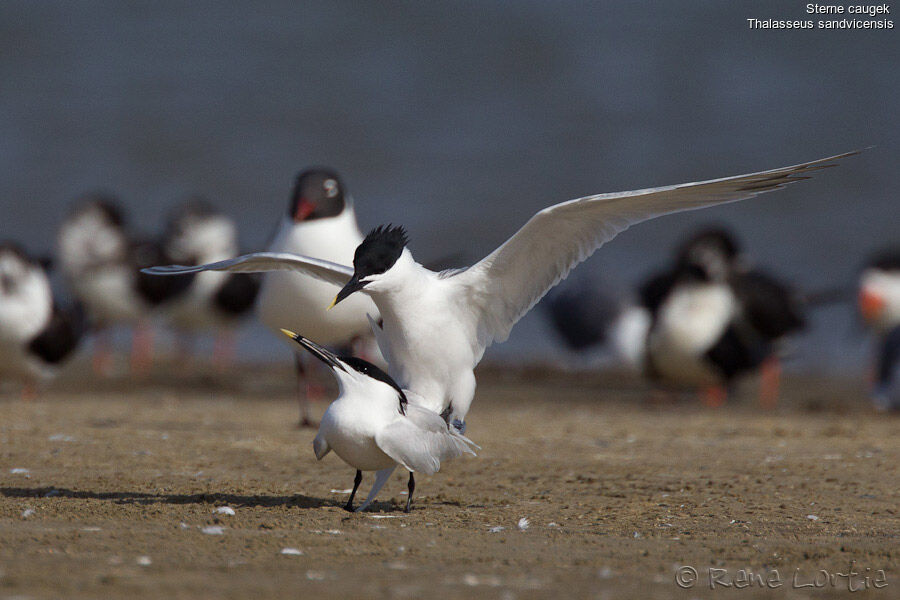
[279,328,298,339]
[327,295,338,311]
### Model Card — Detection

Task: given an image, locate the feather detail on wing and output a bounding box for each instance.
[375,404,477,475]
[452,151,859,356]
[141,252,353,287]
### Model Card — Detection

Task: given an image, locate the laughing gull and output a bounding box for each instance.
[859,249,900,335]
[859,248,900,410]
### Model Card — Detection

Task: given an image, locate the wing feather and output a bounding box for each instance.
[453,151,859,354]
[142,252,353,287]
[375,405,477,475]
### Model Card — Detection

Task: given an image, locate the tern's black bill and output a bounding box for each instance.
[280,329,344,371]
[330,274,367,309]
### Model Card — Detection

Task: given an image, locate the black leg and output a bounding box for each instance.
[405,472,415,513]
[345,470,362,512]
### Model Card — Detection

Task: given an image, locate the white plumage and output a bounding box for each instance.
[0,244,84,384]
[284,330,476,512]
[645,282,737,387]
[0,247,54,380]
[258,208,377,345]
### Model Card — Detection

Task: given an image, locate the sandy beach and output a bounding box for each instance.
[0,362,897,599]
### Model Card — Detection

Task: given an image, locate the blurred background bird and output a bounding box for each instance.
[858,248,900,410]
[56,194,192,375]
[161,197,260,371]
[0,242,85,397]
[542,275,649,370]
[639,228,806,407]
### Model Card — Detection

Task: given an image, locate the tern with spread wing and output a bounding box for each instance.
[146,151,858,430]
[281,329,476,512]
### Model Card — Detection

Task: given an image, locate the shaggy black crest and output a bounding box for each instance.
[354,225,408,277]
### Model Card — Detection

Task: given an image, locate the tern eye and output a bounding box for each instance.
[323,179,339,198]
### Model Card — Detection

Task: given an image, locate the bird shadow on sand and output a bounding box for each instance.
[0,485,338,510]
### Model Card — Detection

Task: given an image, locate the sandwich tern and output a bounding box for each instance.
[281,328,476,512]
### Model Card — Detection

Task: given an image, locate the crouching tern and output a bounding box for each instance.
[145,151,859,431]
[280,329,477,512]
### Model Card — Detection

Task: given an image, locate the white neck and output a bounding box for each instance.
[366,250,433,318]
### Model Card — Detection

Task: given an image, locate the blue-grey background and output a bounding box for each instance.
[1,1,897,371]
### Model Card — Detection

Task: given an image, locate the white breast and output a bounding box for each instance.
[57,215,146,325]
[370,268,479,418]
[0,263,54,379]
[647,282,736,386]
[72,265,146,325]
[257,210,378,345]
[165,216,239,330]
[610,305,651,370]
[318,382,398,471]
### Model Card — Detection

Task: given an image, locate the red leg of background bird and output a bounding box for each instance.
[21,381,38,401]
[701,385,727,408]
[212,330,236,373]
[759,356,782,409]
[92,328,113,376]
[130,321,154,375]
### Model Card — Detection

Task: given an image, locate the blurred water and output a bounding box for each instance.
[1,1,897,371]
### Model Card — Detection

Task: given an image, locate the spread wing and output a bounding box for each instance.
[141,252,353,287]
[375,405,477,475]
[451,151,859,356]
